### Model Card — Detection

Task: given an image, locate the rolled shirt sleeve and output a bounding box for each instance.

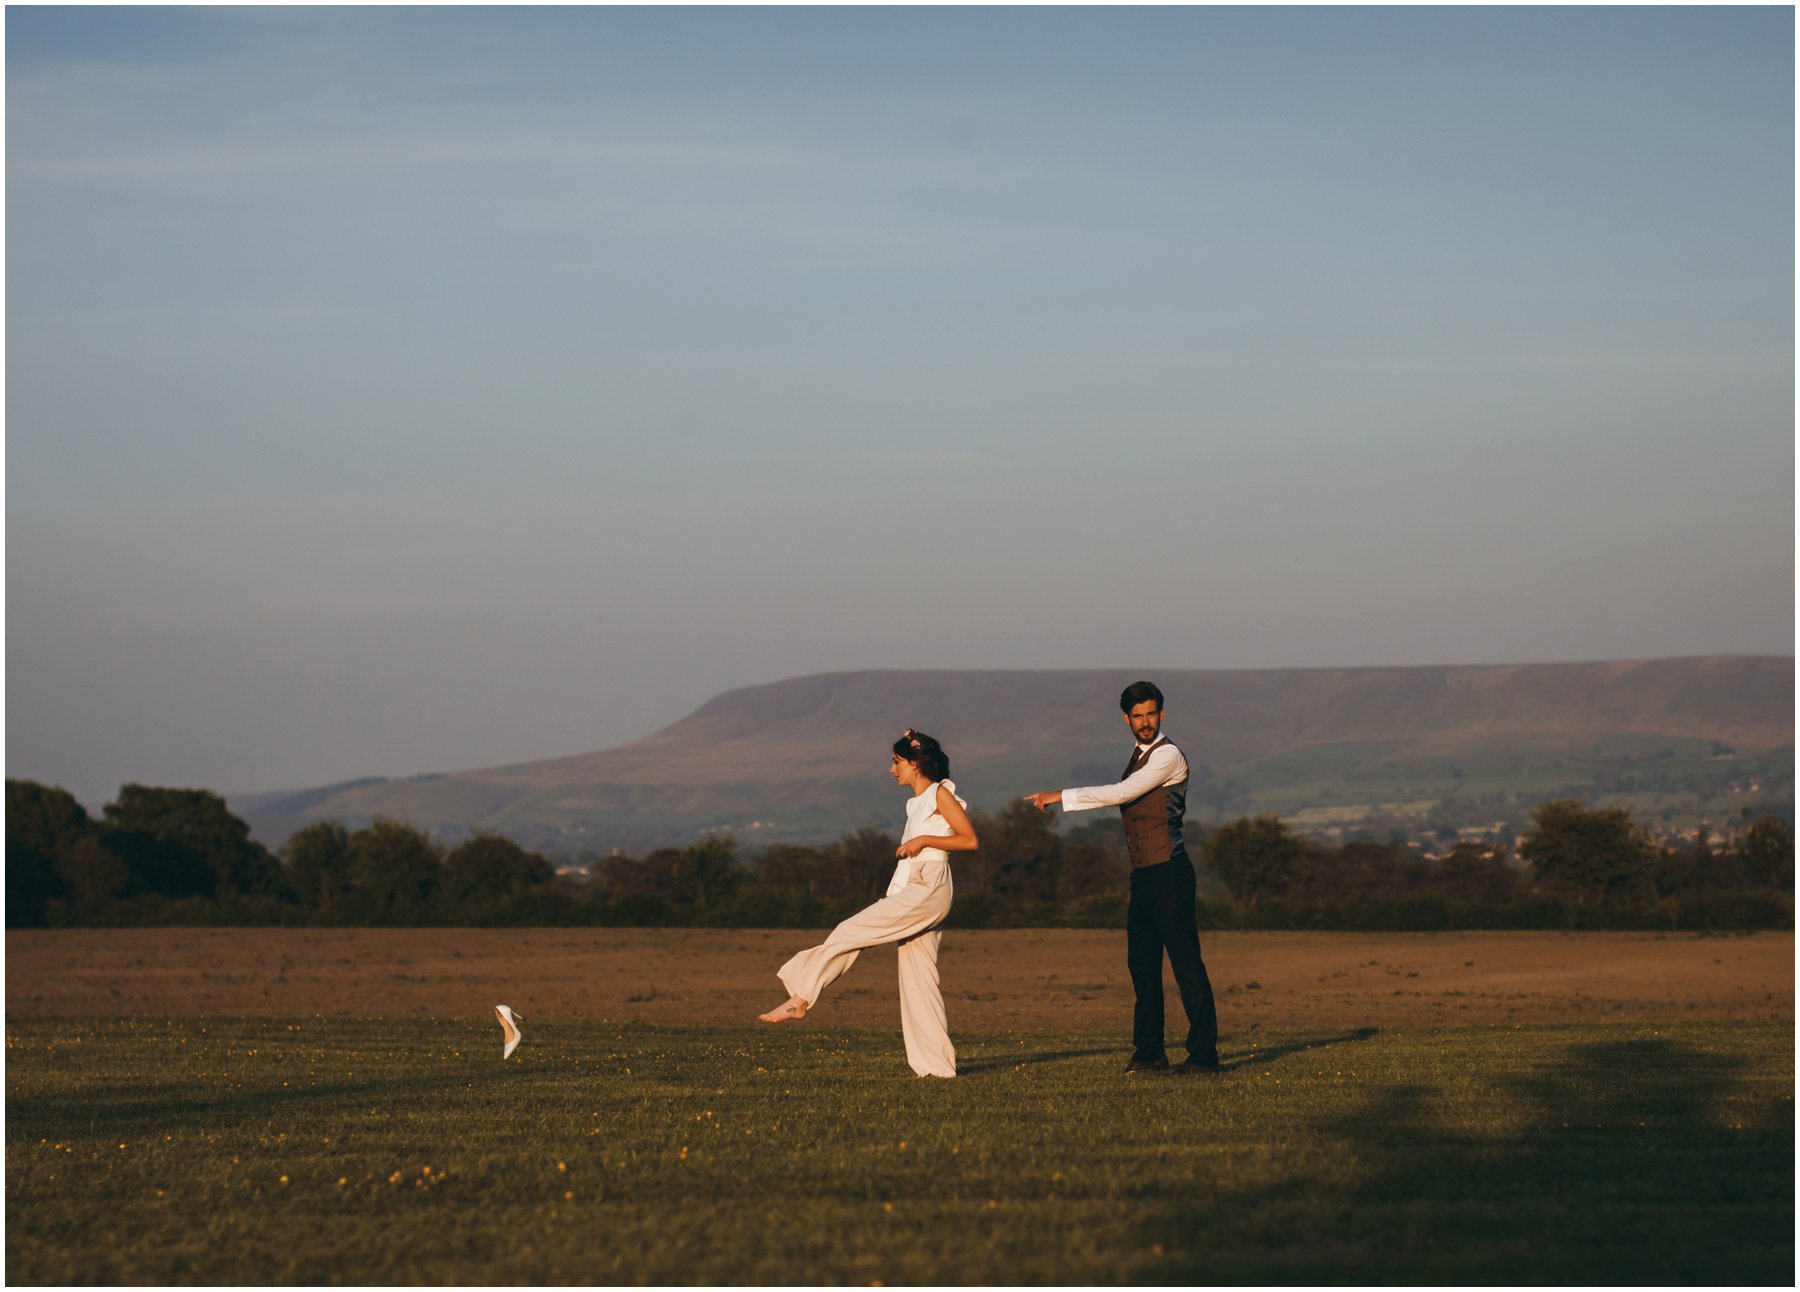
[1061,743,1188,812]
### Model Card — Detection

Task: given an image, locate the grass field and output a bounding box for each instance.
[7,1016,1791,1284]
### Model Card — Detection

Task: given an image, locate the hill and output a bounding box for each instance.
[232,656,1793,853]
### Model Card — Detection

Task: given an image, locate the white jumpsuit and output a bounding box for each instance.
[776,779,960,1077]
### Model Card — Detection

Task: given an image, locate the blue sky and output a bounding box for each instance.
[7,6,1793,806]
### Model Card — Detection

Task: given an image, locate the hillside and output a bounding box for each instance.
[232,656,1793,852]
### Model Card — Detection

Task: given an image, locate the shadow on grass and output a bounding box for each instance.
[4,1018,517,1139]
[1148,1035,1794,1284]
[957,1045,1119,1074]
[1221,1026,1381,1071]
[954,1028,1383,1076]
[5,1077,405,1139]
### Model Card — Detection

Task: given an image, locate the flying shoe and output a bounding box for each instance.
[495,1004,524,1060]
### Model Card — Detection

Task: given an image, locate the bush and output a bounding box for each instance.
[1326,896,1455,933]
[1057,894,1128,929]
[710,886,826,929]
[946,890,1008,929]
[1668,890,1793,933]
[1195,899,1237,931]
[485,889,582,926]
[599,893,675,927]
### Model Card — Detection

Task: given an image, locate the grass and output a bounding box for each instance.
[6,1017,1792,1284]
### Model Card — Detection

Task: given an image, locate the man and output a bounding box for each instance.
[1025,680,1221,1074]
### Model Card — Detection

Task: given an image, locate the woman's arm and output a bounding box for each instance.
[896,785,980,858]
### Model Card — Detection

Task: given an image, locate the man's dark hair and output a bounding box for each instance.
[1119,680,1164,713]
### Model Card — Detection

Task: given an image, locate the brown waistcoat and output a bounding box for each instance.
[1119,737,1188,868]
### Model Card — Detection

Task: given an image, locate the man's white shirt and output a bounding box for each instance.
[1061,737,1188,813]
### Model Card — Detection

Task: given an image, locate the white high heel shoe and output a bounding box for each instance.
[495,1004,524,1060]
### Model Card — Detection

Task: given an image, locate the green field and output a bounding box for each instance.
[6,1018,1792,1284]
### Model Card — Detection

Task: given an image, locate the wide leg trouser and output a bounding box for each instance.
[1126,852,1220,1065]
[777,866,956,1077]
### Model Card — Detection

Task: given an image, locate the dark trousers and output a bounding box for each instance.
[1126,852,1219,1065]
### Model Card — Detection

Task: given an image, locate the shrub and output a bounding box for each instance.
[600,893,675,927]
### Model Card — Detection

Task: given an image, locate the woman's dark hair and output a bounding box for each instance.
[893,728,951,782]
[1119,680,1164,713]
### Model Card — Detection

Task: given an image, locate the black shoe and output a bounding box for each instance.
[1123,1057,1169,1074]
[1172,1060,1222,1075]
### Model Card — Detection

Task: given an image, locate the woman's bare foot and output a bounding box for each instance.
[757,996,809,1023]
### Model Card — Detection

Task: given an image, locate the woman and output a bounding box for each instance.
[757,729,977,1078]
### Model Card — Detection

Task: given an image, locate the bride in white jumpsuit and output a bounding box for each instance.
[757,729,977,1078]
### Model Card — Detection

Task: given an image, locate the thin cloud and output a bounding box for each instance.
[13,129,810,188]
[1324,351,1782,379]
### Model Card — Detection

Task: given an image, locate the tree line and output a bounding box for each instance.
[6,779,1792,932]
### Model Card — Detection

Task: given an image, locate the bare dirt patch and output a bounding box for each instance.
[6,928,1790,1035]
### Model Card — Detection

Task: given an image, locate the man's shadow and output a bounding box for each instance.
[1221,1026,1381,1071]
[957,1028,1379,1074]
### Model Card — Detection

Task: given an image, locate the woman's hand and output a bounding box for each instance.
[896,838,926,859]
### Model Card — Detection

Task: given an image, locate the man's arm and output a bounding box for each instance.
[1024,744,1187,814]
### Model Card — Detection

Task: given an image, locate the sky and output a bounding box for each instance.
[6,6,1794,807]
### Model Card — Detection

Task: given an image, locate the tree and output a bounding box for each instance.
[826,826,901,905]
[1056,839,1127,902]
[102,785,281,901]
[672,835,744,916]
[587,852,648,903]
[755,843,842,904]
[1652,831,1745,897]
[962,801,1058,902]
[1516,800,1654,908]
[1056,818,1130,901]
[7,779,91,858]
[1202,815,1309,909]
[1737,814,1794,896]
[1309,840,1406,902]
[342,818,442,924]
[281,821,353,914]
[1430,842,1519,904]
[583,852,674,925]
[636,848,688,904]
[6,780,89,925]
[440,833,556,920]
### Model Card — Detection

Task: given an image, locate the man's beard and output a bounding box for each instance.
[1133,724,1159,743]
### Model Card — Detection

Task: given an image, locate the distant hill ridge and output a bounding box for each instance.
[232,656,1792,850]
